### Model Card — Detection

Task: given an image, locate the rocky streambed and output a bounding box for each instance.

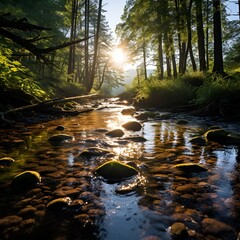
[0,98,240,240]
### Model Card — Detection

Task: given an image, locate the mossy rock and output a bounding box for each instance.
[122,121,142,131]
[11,171,41,189]
[0,157,15,166]
[95,160,138,181]
[204,129,229,144]
[121,108,135,115]
[48,134,73,145]
[47,197,72,211]
[189,136,207,146]
[174,163,207,173]
[79,147,113,158]
[106,129,124,137]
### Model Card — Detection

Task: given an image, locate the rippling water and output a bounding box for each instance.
[0,101,240,240]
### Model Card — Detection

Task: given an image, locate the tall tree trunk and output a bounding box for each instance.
[172,53,177,77]
[84,0,90,89]
[206,0,210,70]
[88,0,103,92]
[196,0,206,71]
[175,0,187,74]
[212,0,224,74]
[186,0,197,71]
[67,0,78,82]
[157,33,164,80]
[166,55,172,78]
[143,37,148,80]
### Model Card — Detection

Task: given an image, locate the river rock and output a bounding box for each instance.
[95,160,138,181]
[0,157,15,166]
[11,170,41,190]
[121,108,135,115]
[189,136,207,146]
[168,222,188,239]
[124,136,147,142]
[0,215,23,228]
[174,163,207,173]
[106,129,124,137]
[122,121,142,131]
[46,197,72,211]
[204,129,228,144]
[48,134,73,145]
[201,218,235,238]
[55,125,65,131]
[78,147,114,158]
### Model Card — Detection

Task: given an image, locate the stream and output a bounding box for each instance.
[0,98,240,240]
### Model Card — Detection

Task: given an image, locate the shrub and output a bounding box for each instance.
[195,74,240,106]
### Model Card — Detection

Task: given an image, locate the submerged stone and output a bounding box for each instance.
[121,108,135,115]
[48,134,73,145]
[11,171,41,189]
[106,129,124,137]
[95,160,138,181]
[79,147,113,158]
[189,136,207,146]
[47,197,72,211]
[204,129,228,144]
[122,121,142,131]
[124,136,147,142]
[55,125,65,131]
[168,222,189,239]
[0,157,15,166]
[174,163,207,173]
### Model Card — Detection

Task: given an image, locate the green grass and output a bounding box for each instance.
[131,71,240,112]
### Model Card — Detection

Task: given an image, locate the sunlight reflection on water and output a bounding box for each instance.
[0,105,240,240]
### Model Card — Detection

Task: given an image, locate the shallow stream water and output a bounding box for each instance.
[0,99,240,240]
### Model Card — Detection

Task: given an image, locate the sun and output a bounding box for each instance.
[111,48,126,65]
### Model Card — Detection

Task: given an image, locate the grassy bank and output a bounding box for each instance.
[122,72,240,118]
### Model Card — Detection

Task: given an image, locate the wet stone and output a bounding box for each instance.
[122,121,142,131]
[48,134,73,145]
[123,136,147,142]
[0,215,23,228]
[53,186,82,197]
[189,136,207,146]
[18,206,37,217]
[168,222,189,239]
[0,157,15,166]
[46,197,72,211]
[95,160,139,182]
[78,147,114,158]
[106,129,124,137]
[121,108,135,115]
[201,218,235,238]
[11,170,41,190]
[55,125,65,131]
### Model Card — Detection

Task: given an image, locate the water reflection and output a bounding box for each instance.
[0,106,240,239]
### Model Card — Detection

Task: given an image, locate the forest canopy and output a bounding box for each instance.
[0,0,240,115]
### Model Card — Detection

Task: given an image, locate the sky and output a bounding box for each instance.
[102,0,127,35]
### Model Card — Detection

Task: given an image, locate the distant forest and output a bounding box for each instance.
[0,0,240,110]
